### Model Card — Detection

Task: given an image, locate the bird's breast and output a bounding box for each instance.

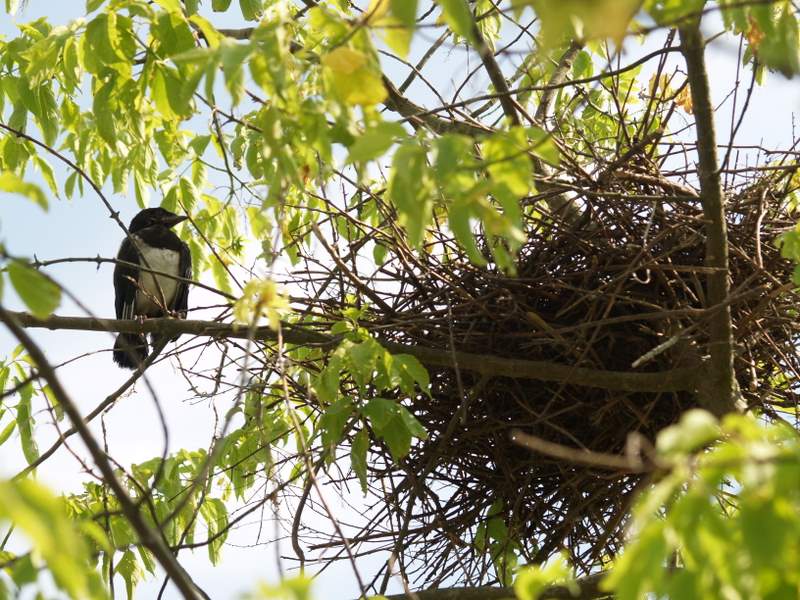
[134,240,181,316]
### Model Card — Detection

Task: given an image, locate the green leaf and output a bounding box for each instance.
[437,0,475,44]
[656,409,719,457]
[8,261,61,318]
[482,128,531,197]
[153,0,182,13]
[322,47,388,106]
[347,121,407,163]
[363,398,424,461]
[239,0,263,20]
[199,498,229,565]
[527,126,560,165]
[387,141,432,247]
[0,172,48,209]
[212,0,233,10]
[0,419,15,447]
[115,549,142,600]
[0,479,101,599]
[15,382,38,465]
[220,40,252,106]
[210,258,232,295]
[397,405,427,440]
[32,156,58,197]
[351,428,369,494]
[392,354,430,396]
[319,397,352,454]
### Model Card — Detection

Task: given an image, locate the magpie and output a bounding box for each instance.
[112,207,192,369]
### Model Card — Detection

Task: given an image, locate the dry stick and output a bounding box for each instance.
[510,430,657,473]
[0,307,205,600]
[7,311,700,393]
[679,24,737,416]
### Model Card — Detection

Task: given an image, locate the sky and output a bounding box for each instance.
[1,2,800,599]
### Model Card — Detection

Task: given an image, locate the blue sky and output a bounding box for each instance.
[2,2,800,599]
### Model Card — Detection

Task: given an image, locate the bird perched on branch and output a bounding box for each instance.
[113,207,191,369]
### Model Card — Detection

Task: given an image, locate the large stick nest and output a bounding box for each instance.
[290,148,800,584]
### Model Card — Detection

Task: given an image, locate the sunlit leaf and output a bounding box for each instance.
[7,261,61,319]
[0,172,48,209]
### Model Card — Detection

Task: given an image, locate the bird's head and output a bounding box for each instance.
[128,207,187,233]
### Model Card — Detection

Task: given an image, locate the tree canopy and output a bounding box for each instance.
[1,1,800,599]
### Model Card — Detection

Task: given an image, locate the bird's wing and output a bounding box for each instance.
[114,236,140,320]
[172,239,192,318]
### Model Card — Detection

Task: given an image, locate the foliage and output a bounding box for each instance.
[0,0,799,599]
[516,411,800,600]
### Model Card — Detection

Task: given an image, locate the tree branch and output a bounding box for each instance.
[6,311,700,393]
[374,571,609,600]
[679,24,736,416]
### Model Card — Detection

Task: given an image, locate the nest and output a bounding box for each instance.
[291,153,800,585]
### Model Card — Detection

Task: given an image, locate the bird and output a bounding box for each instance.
[112,207,192,369]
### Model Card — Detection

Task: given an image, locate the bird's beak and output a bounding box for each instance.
[163,214,188,228]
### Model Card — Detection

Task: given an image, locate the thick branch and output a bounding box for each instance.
[376,572,609,600]
[0,307,204,600]
[679,24,736,416]
[470,24,520,126]
[7,311,699,393]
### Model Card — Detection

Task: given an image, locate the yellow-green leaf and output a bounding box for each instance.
[7,261,61,319]
[322,47,387,106]
[0,172,48,210]
[437,0,475,44]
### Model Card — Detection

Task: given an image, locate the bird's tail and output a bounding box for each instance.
[113,333,149,370]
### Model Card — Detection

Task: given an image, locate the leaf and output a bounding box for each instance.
[322,47,387,106]
[211,258,232,295]
[368,0,418,57]
[14,382,38,465]
[527,0,641,48]
[239,0,263,21]
[0,479,101,599]
[363,398,425,461]
[0,172,48,209]
[220,40,252,106]
[481,128,531,197]
[115,549,143,600]
[199,498,229,565]
[347,121,407,163]
[319,398,352,454]
[32,156,58,197]
[8,261,61,318]
[212,0,232,10]
[387,141,432,247]
[397,405,427,440]
[392,354,430,396]
[153,0,182,13]
[0,419,15,447]
[351,428,369,494]
[437,0,476,44]
[656,409,719,457]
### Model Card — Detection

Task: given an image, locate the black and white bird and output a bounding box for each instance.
[112,207,191,369]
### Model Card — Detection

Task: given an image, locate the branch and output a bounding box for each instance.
[679,24,736,416]
[374,572,609,600]
[0,307,205,600]
[470,23,521,126]
[6,311,700,393]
